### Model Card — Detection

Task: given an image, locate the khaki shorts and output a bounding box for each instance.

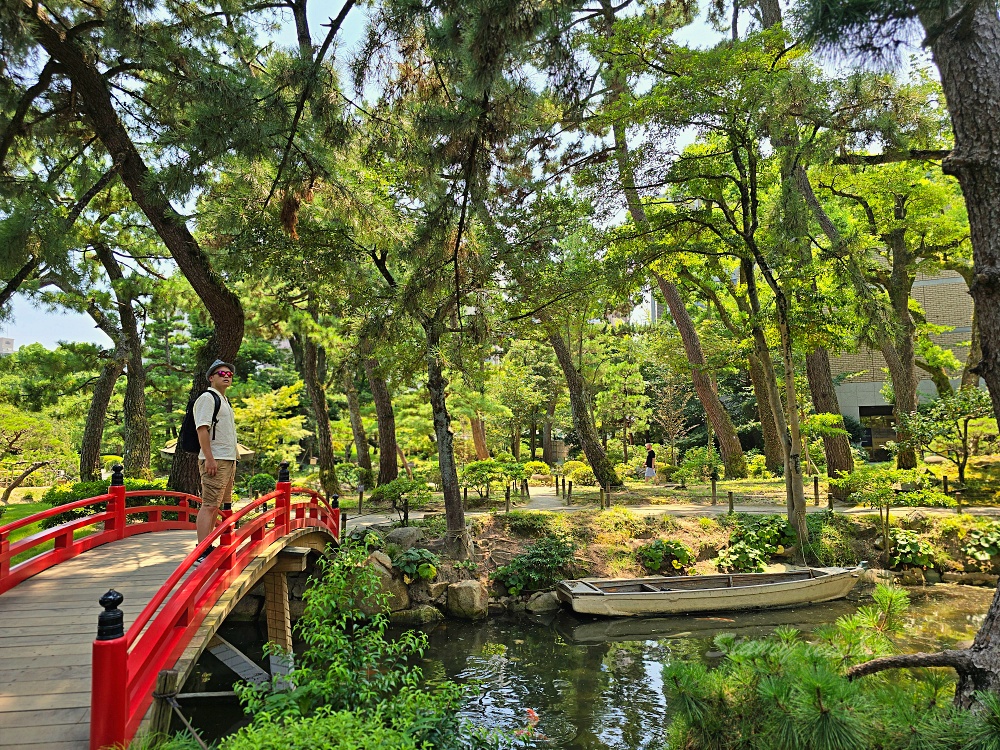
[199,459,237,510]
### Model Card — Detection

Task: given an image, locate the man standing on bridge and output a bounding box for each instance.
[194,359,238,565]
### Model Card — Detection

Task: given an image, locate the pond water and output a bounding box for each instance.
[180,584,994,749]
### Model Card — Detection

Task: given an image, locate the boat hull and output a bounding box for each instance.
[556,567,861,617]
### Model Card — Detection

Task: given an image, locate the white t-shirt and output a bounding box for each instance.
[193,387,238,461]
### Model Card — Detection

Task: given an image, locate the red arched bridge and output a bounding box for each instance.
[0,464,340,750]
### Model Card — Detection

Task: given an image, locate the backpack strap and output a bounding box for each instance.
[209,390,222,440]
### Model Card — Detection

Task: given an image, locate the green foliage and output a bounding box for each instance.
[559,460,588,476]
[494,510,556,536]
[660,583,1000,749]
[521,460,550,476]
[40,478,169,528]
[637,538,694,573]
[716,514,796,572]
[715,541,769,573]
[895,487,956,508]
[492,535,575,596]
[962,523,1000,563]
[677,445,722,482]
[232,382,311,475]
[201,540,507,750]
[243,473,277,497]
[392,548,440,581]
[459,460,507,497]
[891,529,935,568]
[369,478,431,510]
[569,465,597,486]
[745,451,775,479]
[897,388,996,484]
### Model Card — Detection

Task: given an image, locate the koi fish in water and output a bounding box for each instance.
[514,708,542,737]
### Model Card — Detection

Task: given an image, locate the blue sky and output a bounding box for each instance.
[7,5,722,351]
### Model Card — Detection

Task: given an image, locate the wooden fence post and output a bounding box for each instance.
[711,476,717,506]
[567,480,573,504]
[505,485,511,513]
[814,475,820,506]
[728,491,734,514]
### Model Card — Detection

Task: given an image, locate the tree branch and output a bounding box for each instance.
[846,649,972,680]
[833,150,951,166]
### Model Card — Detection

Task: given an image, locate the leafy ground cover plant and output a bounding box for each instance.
[891,529,935,568]
[492,535,575,596]
[637,538,694,573]
[962,522,1000,565]
[493,510,557,536]
[392,548,440,582]
[715,514,796,572]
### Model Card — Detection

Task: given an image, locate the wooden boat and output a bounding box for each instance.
[556,566,863,617]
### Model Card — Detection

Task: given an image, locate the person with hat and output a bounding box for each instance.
[194,359,238,564]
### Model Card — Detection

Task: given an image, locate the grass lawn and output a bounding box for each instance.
[1,499,53,566]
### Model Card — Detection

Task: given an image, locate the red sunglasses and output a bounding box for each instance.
[212,370,234,378]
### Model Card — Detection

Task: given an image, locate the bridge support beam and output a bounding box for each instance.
[264,546,309,684]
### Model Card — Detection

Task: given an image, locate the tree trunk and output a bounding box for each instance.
[922,2,1000,442]
[422,319,468,557]
[961,305,983,388]
[95,243,150,478]
[749,352,784,473]
[654,275,747,478]
[0,461,53,506]
[296,334,339,498]
[79,355,126,482]
[470,415,490,459]
[541,399,557,465]
[25,9,245,495]
[529,415,537,459]
[362,353,399,486]
[917,359,955,398]
[343,367,372,472]
[544,320,620,487]
[805,348,855,497]
[511,423,521,460]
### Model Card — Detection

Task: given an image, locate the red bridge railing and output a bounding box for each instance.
[0,462,340,750]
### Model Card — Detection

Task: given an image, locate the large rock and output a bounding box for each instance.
[410,580,449,604]
[385,527,423,551]
[364,553,410,613]
[447,580,489,620]
[924,569,942,584]
[526,591,560,613]
[900,568,926,586]
[390,604,444,625]
[942,571,1000,586]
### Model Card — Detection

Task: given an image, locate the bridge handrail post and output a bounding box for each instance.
[276,461,292,533]
[108,464,126,540]
[91,589,128,750]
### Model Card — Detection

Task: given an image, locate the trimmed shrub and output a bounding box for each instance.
[569,466,597,486]
[522,460,550,476]
[559,460,588,476]
[41,478,170,529]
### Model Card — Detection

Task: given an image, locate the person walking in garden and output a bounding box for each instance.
[645,443,656,483]
[194,359,238,564]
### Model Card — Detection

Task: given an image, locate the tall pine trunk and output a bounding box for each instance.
[28,10,244,495]
[545,320,620,487]
[749,352,784,473]
[361,345,399,486]
[343,367,372,472]
[470,415,490,459]
[541,399,557,465]
[95,243,150,478]
[806,348,855,496]
[422,318,468,557]
[79,355,125,481]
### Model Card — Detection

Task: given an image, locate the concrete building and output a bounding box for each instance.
[828,270,975,456]
[0,338,13,356]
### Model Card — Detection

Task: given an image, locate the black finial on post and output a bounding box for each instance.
[97,589,125,640]
[111,464,125,487]
[330,493,339,509]
[278,461,290,483]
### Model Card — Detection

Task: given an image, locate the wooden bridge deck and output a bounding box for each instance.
[0,531,193,750]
